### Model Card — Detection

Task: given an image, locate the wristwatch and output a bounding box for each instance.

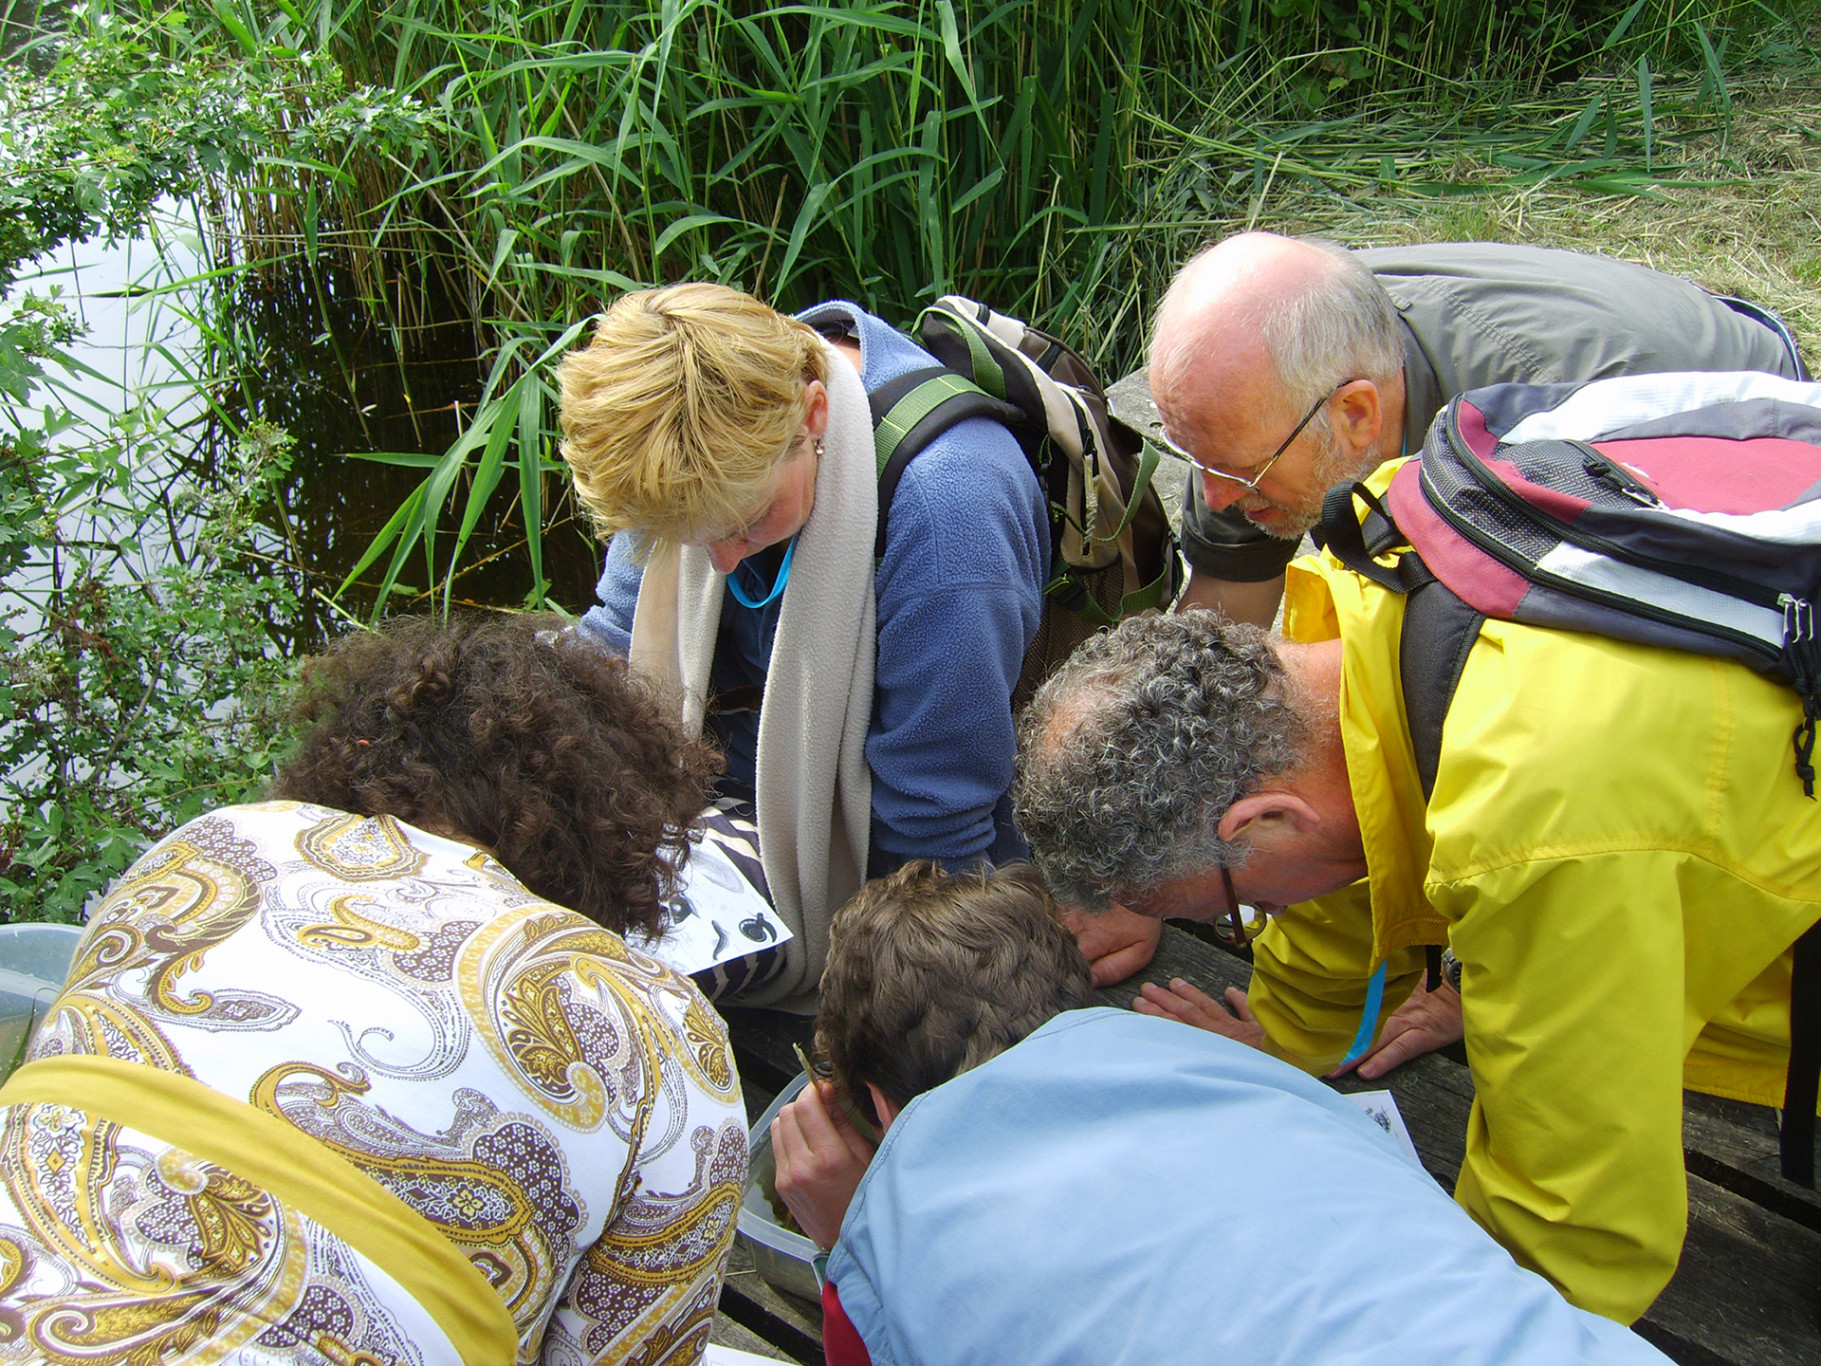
[1440,947,1464,994]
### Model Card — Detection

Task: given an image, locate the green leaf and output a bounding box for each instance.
[774,181,836,293]
[210,1,259,56]
[653,212,738,263]
[1601,0,1648,50]
[1637,56,1653,173]
[1563,92,1604,154]
[486,227,520,290]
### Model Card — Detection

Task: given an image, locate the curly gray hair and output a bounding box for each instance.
[1013,612,1305,909]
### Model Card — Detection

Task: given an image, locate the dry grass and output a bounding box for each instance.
[1217,66,1821,354]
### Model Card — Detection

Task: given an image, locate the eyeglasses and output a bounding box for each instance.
[1210,865,1269,950]
[1146,380,1354,492]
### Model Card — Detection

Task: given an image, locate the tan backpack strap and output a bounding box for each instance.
[1,1055,517,1366]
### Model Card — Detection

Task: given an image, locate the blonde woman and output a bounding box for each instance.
[557,285,1048,1011]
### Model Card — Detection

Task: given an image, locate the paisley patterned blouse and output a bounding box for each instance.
[0,802,748,1365]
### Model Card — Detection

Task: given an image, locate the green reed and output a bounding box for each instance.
[85,0,1809,613]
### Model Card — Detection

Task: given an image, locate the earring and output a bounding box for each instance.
[814,437,825,459]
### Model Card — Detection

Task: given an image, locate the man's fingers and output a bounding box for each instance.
[1325,1019,1407,1078]
[1134,979,1197,1019]
[1354,1018,1455,1080]
[816,1082,878,1163]
[1333,979,1466,1079]
[1224,987,1254,1020]
[1132,978,1234,1034]
[770,1109,813,1189]
[1168,978,1224,1013]
[1062,904,1162,986]
[1132,994,1170,1019]
[788,1084,844,1145]
[777,1085,869,1167]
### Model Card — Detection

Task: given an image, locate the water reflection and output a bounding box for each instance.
[16,203,604,656]
[229,253,601,646]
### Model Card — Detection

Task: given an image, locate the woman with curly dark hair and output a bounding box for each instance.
[0,615,747,1366]
[274,612,720,937]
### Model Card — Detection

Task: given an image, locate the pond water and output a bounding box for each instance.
[12,202,605,654]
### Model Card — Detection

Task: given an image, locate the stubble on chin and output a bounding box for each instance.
[1242,422,1368,540]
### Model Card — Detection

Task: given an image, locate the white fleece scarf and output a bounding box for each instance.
[630,339,876,1011]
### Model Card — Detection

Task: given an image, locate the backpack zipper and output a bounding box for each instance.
[1420,410,1786,670]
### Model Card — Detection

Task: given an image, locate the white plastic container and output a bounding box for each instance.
[738,1071,823,1302]
[0,922,84,1081]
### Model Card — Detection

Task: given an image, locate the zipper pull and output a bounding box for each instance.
[1783,592,1816,647]
[1581,447,1663,507]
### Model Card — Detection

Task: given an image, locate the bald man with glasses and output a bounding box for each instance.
[1151,234,1806,629]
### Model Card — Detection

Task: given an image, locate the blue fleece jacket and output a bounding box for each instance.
[577,301,1049,873]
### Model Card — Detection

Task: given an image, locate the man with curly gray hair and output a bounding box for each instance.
[1014,611,1304,911]
[1015,609,1357,992]
[1015,541,1821,1327]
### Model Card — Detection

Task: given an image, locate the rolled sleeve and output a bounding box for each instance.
[1178,478,1304,580]
[575,535,642,656]
[1247,883,1426,1072]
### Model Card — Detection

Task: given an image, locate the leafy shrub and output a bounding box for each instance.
[0,8,446,919]
[0,421,299,920]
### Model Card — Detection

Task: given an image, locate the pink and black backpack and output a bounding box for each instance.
[1315,368,1821,1185]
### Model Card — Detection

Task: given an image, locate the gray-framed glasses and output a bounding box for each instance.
[1146,379,1354,492]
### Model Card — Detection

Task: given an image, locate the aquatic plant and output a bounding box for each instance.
[3,0,1815,921]
[0,9,441,917]
[188,0,1788,615]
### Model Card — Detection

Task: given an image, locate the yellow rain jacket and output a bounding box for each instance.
[1249,532,1821,1324]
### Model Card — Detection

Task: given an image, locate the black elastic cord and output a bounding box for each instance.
[1794,696,1818,800]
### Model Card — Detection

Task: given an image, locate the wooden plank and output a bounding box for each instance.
[1645,1170,1821,1366]
[1683,1091,1821,1234]
[719,1241,825,1366]
[710,1307,802,1363]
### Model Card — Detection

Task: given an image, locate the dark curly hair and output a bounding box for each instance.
[815,860,1091,1116]
[271,613,720,937]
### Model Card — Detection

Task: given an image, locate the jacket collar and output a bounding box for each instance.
[1284,542,1450,963]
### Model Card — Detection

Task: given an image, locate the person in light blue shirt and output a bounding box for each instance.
[772,861,1672,1366]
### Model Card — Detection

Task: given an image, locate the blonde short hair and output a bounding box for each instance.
[556,282,828,544]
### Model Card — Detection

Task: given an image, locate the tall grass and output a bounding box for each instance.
[86,0,1813,612]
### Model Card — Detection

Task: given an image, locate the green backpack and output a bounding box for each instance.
[869,297,1180,705]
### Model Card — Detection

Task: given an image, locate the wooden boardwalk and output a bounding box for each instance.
[714,923,1821,1366]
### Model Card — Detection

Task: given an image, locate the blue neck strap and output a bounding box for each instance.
[1326,438,1402,1071]
[725,535,797,609]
